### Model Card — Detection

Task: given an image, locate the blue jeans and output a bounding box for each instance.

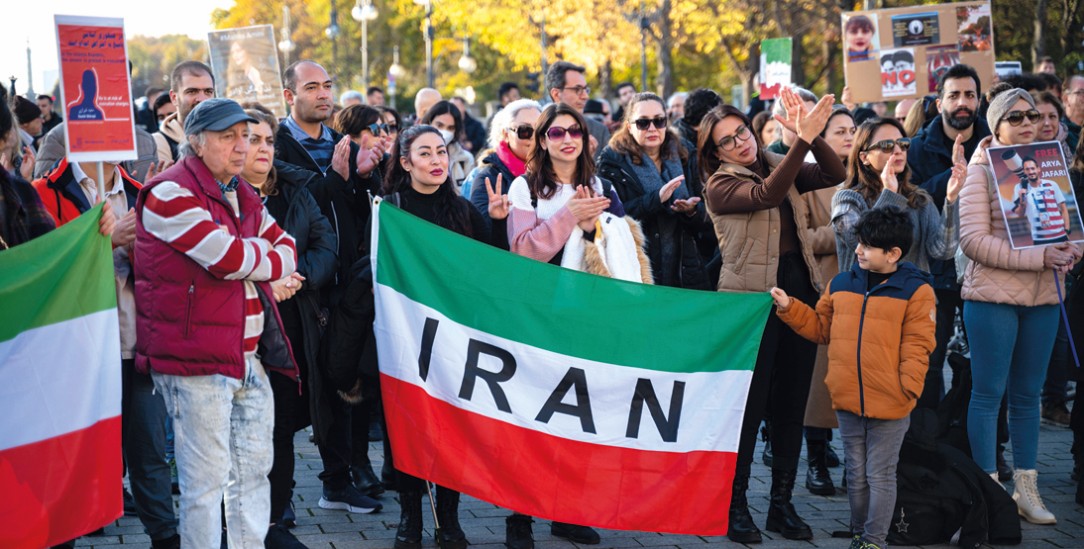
[837,411,910,549]
[121,359,178,541]
[963,300,1059,472]
[152,357,274,548]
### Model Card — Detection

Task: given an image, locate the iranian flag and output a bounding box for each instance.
[371,202,771,535]
[0,204,123,548]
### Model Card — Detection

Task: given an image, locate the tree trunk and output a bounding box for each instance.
[654,0,674,98]
[1033,0,1048,67]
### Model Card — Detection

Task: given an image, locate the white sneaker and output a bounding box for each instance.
[1012,469,1056,524]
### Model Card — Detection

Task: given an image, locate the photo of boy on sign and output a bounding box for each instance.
[991,141,1084,249]
[844,15,878,62]
[880,48,916,97]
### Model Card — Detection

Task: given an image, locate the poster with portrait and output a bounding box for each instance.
[892,12,940,46]
[843,1,995,102]
[208,25,286,118]
[989,141,1084,249]
[54,15,137,163]
[759,38,792,100]
[880,48,917,97]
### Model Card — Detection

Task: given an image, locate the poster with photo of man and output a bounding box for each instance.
[880,48,916,97]
[207,25,287,118]
[990,141,1084,249]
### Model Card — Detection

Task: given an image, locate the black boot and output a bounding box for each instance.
[352,462,386,498]
[761,422,773,467]
[436,486,468,549]
[727,466,762,543]
[996,443,1012,481]
[505,514,534,549]
[394,491,423,549]
[805,440,836,496]
[765,469,813,540]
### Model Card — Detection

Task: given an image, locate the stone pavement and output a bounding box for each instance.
[76,416,1081,549]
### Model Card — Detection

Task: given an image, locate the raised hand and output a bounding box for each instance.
[880,157,900,193]
[355,145,382,177]
[945,134,966,204]
[485,173,510,220]
[331,136,352,181]
[145,159,173,182]
[659,175,685,202]
[796,94,836,144]
[19,146,35,181]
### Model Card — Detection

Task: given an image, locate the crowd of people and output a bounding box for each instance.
[2,51,1084,549]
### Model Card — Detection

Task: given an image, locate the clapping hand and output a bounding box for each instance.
[945,134,966,204]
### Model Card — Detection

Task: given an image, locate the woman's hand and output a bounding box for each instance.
[671,197,701,215]
[19,146,35,181]
[1044,244,1077,273]
[774,88,836,144]
[485,173,510,221]
[567,185,609,231]
[880,158,900,194]
[841,86,856,111]
[769,287,792,309]
[659,175,684,203]
[945,134,966,204]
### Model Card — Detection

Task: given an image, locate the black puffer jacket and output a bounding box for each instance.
[468,151,512,249]
[596,145,712,289]
[264,160,339,442]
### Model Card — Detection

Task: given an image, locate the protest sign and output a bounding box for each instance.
[208,25,287,118]
[759,38,792,101]
[54,15,137,163]
[989,141,1084,249]
[843,2,994,102]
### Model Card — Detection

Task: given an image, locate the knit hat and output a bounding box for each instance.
[12,95,39,125]
[986,88,1036,138]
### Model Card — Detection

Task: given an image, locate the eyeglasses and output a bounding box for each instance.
[716,124,751,151]
[633,117,668,130]
[366,123,390,135]
[386,124,399,133]
[1003,109,1041,126]
[512,125,535,140]
[561,86,591,96]
[864,138,911,153]
[545,125,584,141]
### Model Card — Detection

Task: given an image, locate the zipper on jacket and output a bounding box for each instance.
[184,284,195,338]
[856,290,871,417]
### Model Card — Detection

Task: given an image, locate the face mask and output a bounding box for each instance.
[438,129,455,145]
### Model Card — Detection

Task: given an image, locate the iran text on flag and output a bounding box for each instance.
[0,204,123,548]
[371,202,771,535]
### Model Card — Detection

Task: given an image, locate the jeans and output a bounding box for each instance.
[964,300,1059,472]
[836,411,910,549]
[152,357,274,548]
[121,359,178,541]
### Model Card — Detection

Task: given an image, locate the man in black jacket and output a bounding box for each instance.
[273,59,386,520]
[907,64,989,410]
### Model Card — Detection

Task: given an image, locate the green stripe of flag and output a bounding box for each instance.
[375,204,771,373]
[0,204,117,343]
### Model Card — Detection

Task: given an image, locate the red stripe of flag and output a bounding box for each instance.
[0,417,123,548]
[381,374,735,536]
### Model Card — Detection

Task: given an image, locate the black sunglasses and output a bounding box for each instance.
[366,123,390,135]
[633,117,667,130]
[386,124,399,133]
[513,125,535,140]
[864,138,911,153]
[1003,109,1041,126]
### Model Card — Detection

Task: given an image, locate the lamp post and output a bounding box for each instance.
[278,5,295,67]
[458,37,476,74]
[414,0,434,89]
[639,0,649,91]
[389,45,405,109]
[326,5,341,74]
[352,0,379,91]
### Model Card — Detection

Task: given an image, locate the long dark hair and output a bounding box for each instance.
[608,92,687,165]
[845,117,928,208]
[696,105,766,184]
[419,100,462,145]
[382,125,473,235]
[526,103,595,199]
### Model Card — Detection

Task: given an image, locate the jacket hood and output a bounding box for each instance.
[159,112,184,142]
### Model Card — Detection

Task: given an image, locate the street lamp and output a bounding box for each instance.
[279,5,295,66]
[414,0,435,89]
[327,5,341,73]
[639,0,649,91]
[389,45,405,109]
[458,37,476,74]
[352,0,379,91]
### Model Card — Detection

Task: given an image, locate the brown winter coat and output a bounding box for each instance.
[801,186,842,428]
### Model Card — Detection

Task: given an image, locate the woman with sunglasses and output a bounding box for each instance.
[831,117,962,273]
[469,99,542,232]
[596,92,711,289]
[799,105,857,498]
[420,100,475,194]
[336,104,393,153]
[696,87,843,544]
[375,106,402,142]
[958,88,1082,525]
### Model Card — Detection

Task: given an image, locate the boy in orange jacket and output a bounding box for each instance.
[770,207,936,549]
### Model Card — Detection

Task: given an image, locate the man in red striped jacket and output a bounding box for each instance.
[134,98,299,548]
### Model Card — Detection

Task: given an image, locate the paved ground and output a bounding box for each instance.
[75,414,1081,549]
